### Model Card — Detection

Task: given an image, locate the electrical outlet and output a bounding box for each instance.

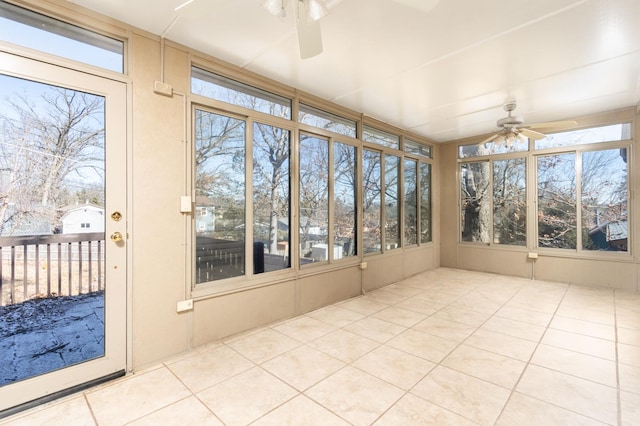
[176,299,193,312]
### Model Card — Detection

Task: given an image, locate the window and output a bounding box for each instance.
[385,155,400,250]
[194,110,246,283]
[460,161,491,243]
[298,104,357,138]
[581,149,628,251]
[299,134,329,264]
[191,67,291,119]
[459,137,528,158]
[253,122,291,272]
[363,125,400,150]
[363,149,382,253]
[404,159,418,245]
[404,139,432,158]
[419,162,432,243]
[537,153,576,249]
[0,1,124,72]
[493,158,526,245]
[535,123,631,150]
[334,142,357,259]
[537,148,628,251]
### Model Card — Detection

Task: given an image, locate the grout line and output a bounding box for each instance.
[614,289,622,426]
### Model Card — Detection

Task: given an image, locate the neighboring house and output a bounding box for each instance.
[61,204,104,234]
[588,220,628,251]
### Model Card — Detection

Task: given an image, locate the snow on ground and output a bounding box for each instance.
[0,292,104,386]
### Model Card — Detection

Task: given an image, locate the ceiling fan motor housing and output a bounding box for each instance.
[497,115,524,128]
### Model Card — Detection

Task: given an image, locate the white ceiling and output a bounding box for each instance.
[69,0,640,143]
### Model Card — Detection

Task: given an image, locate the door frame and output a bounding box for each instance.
[0,50,129,413]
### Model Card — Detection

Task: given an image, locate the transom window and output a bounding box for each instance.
[191,67,291,119]
[0,1,124,73]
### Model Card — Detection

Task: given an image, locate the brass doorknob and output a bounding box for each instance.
[110,232,124,243]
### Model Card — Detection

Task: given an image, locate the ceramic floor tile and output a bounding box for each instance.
[619,363,640,395]
[393,297,443,315]
[362,289,408,305]
[127,396,222,426]
[620,391,640,426]
[371,305,428,327]
[411,366,511,426]
[305,304,365,328]
[378,283,424,298]
[618,327,640,346]
[542,328,616,360]
[531,344,617,387]
[446,298,503,316]
[387,329,459,363]
[0,396,95,426]
[617,313,640,331]
[271,315,336,343]
[412,290,460,306]
[549,315,615,341]
[507,295,562,314]
[516,365,617,425]
[351,345,435,390]
[432,305,492,327]
[197,367,297,426]
[412,316,477,342]
[338,297,388,316]
[165,344,253,393]
[618,342,640,367]
[481,316,546,342]
[224,328,300,364]
[85,367,191,426]
[555,305,615,326]
[307,329,379,363]
[343,316,407,343]
[305,366,404,426]
[466,328,537,362]
[441,344,526,389]
[495,305,553,326]
[374,393,477,426]
[251,395,350,426]
[496,392,607,426]
[261,344,345,391]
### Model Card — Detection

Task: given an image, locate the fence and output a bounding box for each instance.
[0,232,105,306]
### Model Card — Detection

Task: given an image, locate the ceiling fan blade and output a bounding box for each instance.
[480,133,500,145]
[175,0,196,11]
[296,17,323,59]
[527,120,577,130]
[519,128,546,140]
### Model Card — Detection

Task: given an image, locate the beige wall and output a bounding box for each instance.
[440,109,639,293]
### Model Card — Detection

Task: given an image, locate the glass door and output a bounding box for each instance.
[0,52,126,413]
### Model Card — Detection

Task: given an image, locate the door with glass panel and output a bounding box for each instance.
[0,52,126,412]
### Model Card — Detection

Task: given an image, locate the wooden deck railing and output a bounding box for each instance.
[0,232,104,306]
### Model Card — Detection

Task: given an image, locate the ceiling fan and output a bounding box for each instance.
[482,102,577,145]
[174,0,441,60]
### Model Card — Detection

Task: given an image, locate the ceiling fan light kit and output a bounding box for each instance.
[482,101,577,146]
[262,0,288,17]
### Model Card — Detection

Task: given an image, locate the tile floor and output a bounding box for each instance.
[2,267,640,425]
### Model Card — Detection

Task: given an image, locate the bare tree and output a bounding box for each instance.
[0,86,105,235]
